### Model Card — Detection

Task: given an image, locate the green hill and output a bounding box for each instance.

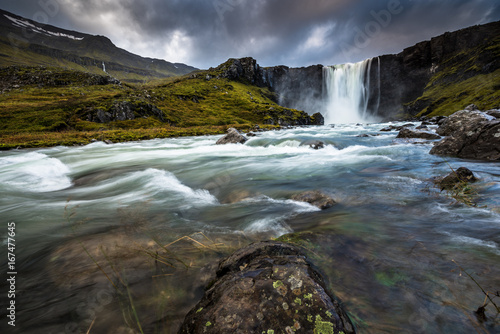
[0,64,319,149]
[0,9,197,83]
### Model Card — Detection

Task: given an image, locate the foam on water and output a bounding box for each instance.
[67,168,218,207]
[0,152,72,192]
[143,168,218,205]
[445,232,500,255]
[244,217,293,236]
[242,195,321,213]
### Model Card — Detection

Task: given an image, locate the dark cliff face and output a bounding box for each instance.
[262,65,324,114]
[214,20,499,120]
[215,58,324,115]
[374,20,500,119]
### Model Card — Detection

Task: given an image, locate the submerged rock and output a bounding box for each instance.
[300,140,325,150]
[379,123,414,132]
[216,128,248,145]
[436,167,478,190]
[430,109,500,161]
[396,128,441,140]
[291,190,336,210]
[178,241,355,334]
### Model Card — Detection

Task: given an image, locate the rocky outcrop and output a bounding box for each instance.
[396,128,441,140]
[430,108,500,161]
[178,241,355,334]
[436,167,477,191]
[216,128,248,145]
[87,101,165,123]
[291,190,336,210]
[0,66,120,91]
[311,112,325,125]
[262,65,324,114]
[216,57,267,87]
[260,108,324,126]
[215,58,324,115]
[435,108,494,136]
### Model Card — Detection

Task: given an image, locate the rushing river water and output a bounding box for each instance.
[1,123,499,333]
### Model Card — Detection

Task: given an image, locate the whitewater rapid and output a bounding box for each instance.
[1,124,499,333]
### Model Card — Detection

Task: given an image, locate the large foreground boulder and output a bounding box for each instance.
[430,109,500,161]
[216,128,248,145]
[179,241,355,334]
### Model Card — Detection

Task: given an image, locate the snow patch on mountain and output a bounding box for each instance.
[4,14,84,41]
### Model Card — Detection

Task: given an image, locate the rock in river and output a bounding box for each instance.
[430,109,500,161]
[436,167,478,191]
[216,128,248,145]
[178,241,355,334]
[396,128,441,140]
[291,190,336,210]
[300,140,325,150]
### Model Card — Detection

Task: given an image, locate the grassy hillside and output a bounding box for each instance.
[0,66,316,149]
[0,9,197,83]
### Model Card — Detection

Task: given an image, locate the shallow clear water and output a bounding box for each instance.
[1,123,499,333]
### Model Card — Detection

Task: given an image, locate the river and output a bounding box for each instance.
[1,123,499,333]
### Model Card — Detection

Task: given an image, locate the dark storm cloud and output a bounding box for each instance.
[1,0,499,68]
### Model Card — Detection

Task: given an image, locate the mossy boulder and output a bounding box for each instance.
[436,167,478,191]
[178,241,355,334]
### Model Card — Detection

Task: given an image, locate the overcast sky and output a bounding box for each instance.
[2,0,499,69]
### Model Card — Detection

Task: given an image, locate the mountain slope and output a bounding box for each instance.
[0,9,197,82]
[0,64,320,149]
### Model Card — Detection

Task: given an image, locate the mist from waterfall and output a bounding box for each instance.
[323,58,380,124]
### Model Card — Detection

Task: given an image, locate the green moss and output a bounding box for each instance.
[205,321,212,327]
[275,232,316,249]
[273,280,284,289]
[294,297,302,306]
[314,315,334,334]
[304,293,313,300]
[375,270,406,287]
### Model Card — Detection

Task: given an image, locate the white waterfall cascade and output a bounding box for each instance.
[323,57,380,124]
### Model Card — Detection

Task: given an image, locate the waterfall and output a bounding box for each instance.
[323,57,379,124]
[102,61,107,73]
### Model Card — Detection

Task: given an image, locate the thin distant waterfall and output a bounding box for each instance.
[323,57,380,124]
